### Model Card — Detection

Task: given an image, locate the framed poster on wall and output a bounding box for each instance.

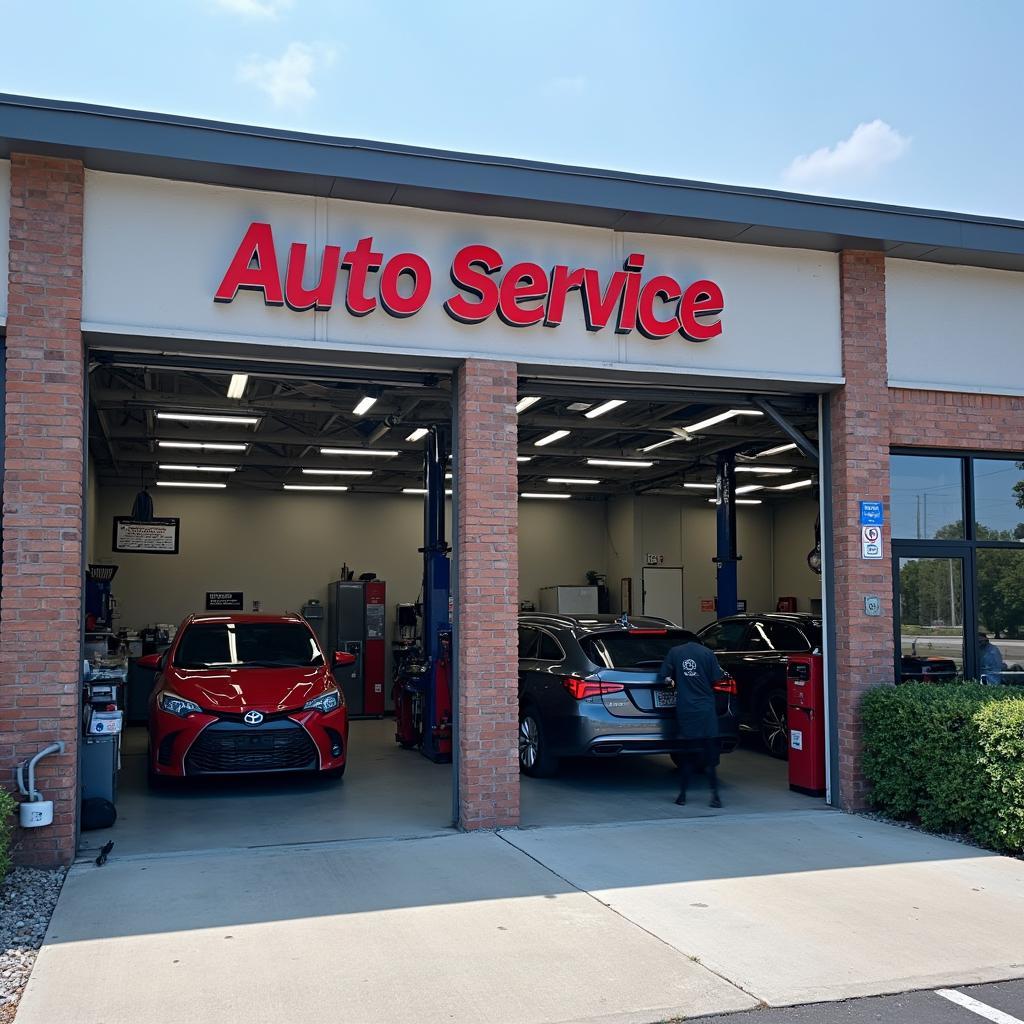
[205,591,243,611]
[112,517,180,554]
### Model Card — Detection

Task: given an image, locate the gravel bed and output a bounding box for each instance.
[0,867,66,1022]
[858,809,1023,860]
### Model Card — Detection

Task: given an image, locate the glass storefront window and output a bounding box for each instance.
[975,548,1024,685]
[973,459,1024,540]
[897,556,964,677]
[890,455,964,540]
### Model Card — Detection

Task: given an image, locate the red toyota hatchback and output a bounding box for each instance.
[142,613,351,784]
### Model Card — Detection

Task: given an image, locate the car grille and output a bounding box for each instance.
[185,720,318,774]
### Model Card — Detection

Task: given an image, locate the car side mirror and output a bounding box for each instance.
[137,653,163,671]
[333,650,356,667]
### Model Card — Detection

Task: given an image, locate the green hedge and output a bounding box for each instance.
[862,683,1024,854]
[0,788,15,879]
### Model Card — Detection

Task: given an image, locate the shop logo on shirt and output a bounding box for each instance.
[682,659,698,675]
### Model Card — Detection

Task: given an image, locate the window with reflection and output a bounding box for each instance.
[973,459,1024,540]
[976,548,1024,685]
[890,455,964,540]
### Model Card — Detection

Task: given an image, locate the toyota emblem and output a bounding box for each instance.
[243,710,264,726]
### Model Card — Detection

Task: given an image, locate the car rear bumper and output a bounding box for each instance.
[149,706,349,777]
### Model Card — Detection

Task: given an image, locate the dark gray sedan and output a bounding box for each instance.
[517,613,739,777]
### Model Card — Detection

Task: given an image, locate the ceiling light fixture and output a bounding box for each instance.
[684,409,763,434]
[734,466,795,475]
[587,458,654,468]
[757,442,799,458]
[546,478,601,485]
[155,481,227,489]
[284,485,350,492]
[520,493,571,499]
[157,441,249,452]
[775,478,815,490]
[301,469,373,477]
[584,399,626,419]
[516,396,541,413]
[320,448,400,457]
[352,396,378,416]
[735,484,764,494]
[516,456,533,463]
[402,488,453,495]
[707,498,763,505]
[226,373,249,400]
[158,464,237,473]
[640,437,681,453]
[406,428,429,442]
[534,429,571,447]
[156,412,260,426]
[683,483,717,490]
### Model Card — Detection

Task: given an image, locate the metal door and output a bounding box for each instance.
[641,566,684,626]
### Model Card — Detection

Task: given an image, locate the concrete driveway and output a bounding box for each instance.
[17,810,1024,1024]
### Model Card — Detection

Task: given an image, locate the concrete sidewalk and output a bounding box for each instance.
[16,810,1024,1024]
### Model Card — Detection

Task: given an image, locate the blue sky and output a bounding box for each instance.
[1,0,1021,219]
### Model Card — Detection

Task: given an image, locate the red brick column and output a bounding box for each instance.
[454,358,519,829]
[1,155,85,866]
[830,251,892,810]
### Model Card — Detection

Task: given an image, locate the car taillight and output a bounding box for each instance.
[713,674,737,695]
[561,675,626,699]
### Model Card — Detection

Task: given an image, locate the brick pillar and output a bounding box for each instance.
[1,155,85,866]
[454,358,519,829]
[831,250,892,810]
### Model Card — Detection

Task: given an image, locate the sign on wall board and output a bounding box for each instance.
[205,591,244,611]
[112,517,180,554]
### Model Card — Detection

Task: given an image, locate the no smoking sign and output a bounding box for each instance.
[861,525,883,559]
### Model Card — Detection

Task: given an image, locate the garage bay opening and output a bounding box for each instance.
[81,351,455,856]
[513,377,830,825]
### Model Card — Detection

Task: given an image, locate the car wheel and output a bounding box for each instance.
[759,690,789,759]
[519,710,558,778]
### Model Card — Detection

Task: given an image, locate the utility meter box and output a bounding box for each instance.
[786,653,826,797]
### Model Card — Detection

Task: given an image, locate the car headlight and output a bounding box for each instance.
[303,688,342,713]
[158,692,202,717]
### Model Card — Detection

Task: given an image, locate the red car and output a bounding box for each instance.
[140,613,352,784]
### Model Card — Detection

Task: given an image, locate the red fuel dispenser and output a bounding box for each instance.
[785,653,826,797]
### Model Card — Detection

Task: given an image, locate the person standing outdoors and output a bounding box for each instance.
[656,633,726,808]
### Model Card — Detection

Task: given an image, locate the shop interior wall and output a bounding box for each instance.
[770,499,822,613]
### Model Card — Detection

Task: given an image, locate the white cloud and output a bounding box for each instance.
[237,42,335,109]
[210,0,292,17]
[544,76,588,98]
[783,120,910,191]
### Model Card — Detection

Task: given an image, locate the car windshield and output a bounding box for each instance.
[581,629,697,670]
[173,622,324,668]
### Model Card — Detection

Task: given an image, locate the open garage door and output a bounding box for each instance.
[512,374,832,826]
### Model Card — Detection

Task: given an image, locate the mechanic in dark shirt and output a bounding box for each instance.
[656,636,726,808]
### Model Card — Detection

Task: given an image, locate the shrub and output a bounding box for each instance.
[862,683,1024,854]
[0,788,16,879]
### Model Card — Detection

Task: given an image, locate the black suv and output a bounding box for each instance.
[696,613,822,759]
[517,614,739,777]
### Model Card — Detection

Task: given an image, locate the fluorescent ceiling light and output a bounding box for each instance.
[521,493,571,499]
[353,396,378,416]
[775,478,815,490]
[284,485,349,492]
[735,466,794,475]
[445,472,453,479]
[226,373,248,400]
[735,484,764,494]
[587,458,654,468]
[402,488,453,495]
[158,464,237,473]
[516,456,532,463]
[546,478,600,485]
[157,441,249,452]
[757,442,799,458]
[516,396,541,413]
[534,430,571,447]
[301,469,373,477]
[684,409,763,434]
[406,428,429,442]
[156,481,227,489]
[320,448,399,457]
[640,437,681,453]
[707,498,763,505]
[156,412,260,426]
[584,399,626,419]
[683,483,716,490]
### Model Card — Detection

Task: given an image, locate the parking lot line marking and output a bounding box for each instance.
[936,989,1024,1024]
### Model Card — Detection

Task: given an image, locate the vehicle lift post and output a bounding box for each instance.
[418,425,453,763]
[714,452,740,618]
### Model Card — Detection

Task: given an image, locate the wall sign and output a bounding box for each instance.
[112,517,180,554]
[214,222,725,343]
[859,501,884,526]
[206,591,244,611]
[861,525,883,559]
